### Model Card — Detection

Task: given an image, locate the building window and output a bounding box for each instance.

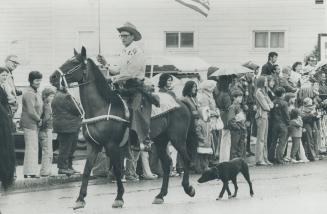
[165,32,194,48]
[254,31,285,49]
[315,0,324,4]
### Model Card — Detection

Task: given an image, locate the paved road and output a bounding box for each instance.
[1,160,327,214]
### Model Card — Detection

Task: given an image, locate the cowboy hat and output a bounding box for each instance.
[117,22,142,41]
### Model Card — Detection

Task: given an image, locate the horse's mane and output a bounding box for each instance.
[87,58,120,104]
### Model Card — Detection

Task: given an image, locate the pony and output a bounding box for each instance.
[49,47,196,209]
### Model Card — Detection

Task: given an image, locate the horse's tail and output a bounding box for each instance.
[179,99,198,160]
[0,113,16,190]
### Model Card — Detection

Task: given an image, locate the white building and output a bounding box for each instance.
[0,0,326,86]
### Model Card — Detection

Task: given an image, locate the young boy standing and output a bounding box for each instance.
[228,89,247,160]
[39,87,55,177]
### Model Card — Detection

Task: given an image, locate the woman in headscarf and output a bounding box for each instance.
[0,67,15,190]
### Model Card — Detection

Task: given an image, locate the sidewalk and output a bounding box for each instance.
[10,159,87,192]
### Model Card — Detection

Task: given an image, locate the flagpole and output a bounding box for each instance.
[98,0,101,54]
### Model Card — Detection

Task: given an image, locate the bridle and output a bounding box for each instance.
[55,57,129,146]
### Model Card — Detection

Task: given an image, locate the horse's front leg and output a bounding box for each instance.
[153,141,171,204]
[74,142,100,210]
[109,146,125,208]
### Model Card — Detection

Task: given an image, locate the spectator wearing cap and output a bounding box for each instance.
[301,97,319,161]
[255,76,273,166]
[39,87,55,177]
[20,71,43,178]
[3,55,22,128]
[268,87,290,164]
[227,89,246,159]
[261,52,278,76]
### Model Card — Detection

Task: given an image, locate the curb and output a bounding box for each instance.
[7,174,87,192]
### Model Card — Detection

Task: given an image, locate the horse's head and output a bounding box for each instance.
[50,46,87,88]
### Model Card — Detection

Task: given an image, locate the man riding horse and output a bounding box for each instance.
[97,22,159,150]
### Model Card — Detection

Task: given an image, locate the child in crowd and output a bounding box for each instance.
[194,107,213,173]
[228,89,247,160]
[39,87,55,177]
[289,109,304,163]
[301,97,319,161]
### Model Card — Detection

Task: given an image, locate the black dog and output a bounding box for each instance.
[198,158,254,200]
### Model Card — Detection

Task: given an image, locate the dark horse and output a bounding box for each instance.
[49,47,196,209]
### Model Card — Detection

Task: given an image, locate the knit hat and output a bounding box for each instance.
[42,87,56,100]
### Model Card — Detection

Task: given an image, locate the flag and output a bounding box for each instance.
[175,0,210,17]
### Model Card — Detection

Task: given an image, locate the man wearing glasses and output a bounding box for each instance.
[97,22,159,180]
[3,55,22,124]
[303,55,317,76]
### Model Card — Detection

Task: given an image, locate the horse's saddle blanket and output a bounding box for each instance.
[151,92,180,118]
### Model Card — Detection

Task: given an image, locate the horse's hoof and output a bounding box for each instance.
[216,197,222,201]
[112,200,124,208]
[73,201,86,210]
[187,186,195,197]
[250,193,254,197]
[228,195,233,199]
[152,197,164,204]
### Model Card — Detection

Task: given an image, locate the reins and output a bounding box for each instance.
[56,60,129,146]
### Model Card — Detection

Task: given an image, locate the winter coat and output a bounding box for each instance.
[271,97,290,126]
[40,102,53,130]
[288,117,303,138]
[216,91,231,128]
[20,86,43,130]
[52,90,82,133]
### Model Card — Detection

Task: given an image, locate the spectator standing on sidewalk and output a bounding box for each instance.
[21,71,43,178]
[52,87,82,175]
[269,87,290,164]
[255,76,274,166]
[0,67,15,189]
[39,87,55,177]
[3,55,22,126]
[288,108,305,163]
